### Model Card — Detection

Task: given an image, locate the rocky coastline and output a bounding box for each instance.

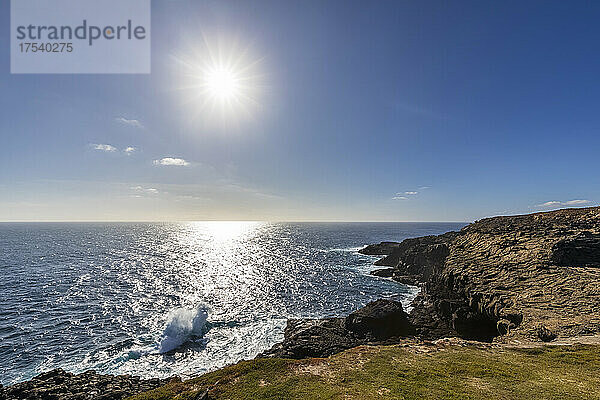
[4,207,600,399]
[264,206,600,358]
[0,369,174,400]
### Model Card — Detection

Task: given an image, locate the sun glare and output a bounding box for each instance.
[205,66,240,102]
[172,36,263,124]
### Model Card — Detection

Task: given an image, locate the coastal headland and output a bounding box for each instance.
[4,207,600,400]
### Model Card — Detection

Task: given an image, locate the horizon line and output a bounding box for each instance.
[0,219,471,224]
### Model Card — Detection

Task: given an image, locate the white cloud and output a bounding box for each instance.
[537,199,591,207]
[539,201,562,207]
[92,144,117,152]
[393,189,421,199]
[419,186,431,190]
[564,199,591,205]
[130,186,159,195]
[124,146,137,155]
[115,117,143,128]
[153,157,190,166]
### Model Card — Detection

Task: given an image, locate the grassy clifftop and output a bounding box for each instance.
[127,341,600,400]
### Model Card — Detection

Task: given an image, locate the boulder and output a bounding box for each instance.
[261,299,414,359]
[345,299,415,338]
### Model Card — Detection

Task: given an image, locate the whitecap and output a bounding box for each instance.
[158,306,208,354]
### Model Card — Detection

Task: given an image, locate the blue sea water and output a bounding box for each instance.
[0,222,465,385]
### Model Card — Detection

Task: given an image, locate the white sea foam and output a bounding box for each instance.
[158,307,208,353]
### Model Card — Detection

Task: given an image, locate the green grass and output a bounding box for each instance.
[127,344,600,400]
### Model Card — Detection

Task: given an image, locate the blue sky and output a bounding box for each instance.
[1,0,599,221]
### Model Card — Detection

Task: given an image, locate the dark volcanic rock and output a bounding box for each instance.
[345,299,415,338]
[261,299,413,359]
[537,326,557,342]
[551,231,600,268]
[370,268,395,278]
[260,318,361,359]
[373,232,457,279]
[2,369,173,400]
[370,268,423,285]
[408,293,456,340]
[358,242,400,256]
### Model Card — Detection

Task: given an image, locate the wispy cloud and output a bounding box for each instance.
[221,183,284,200]
[115,117,143,129]
[153,157,190,166]
[92,144,117,152]
[127,185,209,202]
[537,199,591,207]
[131,186,159,195]
[124,146,137,155]
[393,188,427,200]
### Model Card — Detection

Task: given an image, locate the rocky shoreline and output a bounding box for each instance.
[260,299,415,359]
[264,206,600,358]
[0,369,175,400]
[4,207,600,399]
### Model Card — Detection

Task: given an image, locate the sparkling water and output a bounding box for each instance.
[0,222,465,384]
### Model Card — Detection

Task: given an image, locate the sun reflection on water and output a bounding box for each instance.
[192,221,263,243]
[0,221,424,384]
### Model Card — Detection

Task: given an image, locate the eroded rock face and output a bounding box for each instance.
[1,368,173,400]
[261,299,413,359]
[376,207,600,343]
[551,231,600,268]
[373,232,457,283]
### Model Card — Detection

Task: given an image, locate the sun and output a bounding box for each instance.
[204,66,240,102]
[172,36,263,124]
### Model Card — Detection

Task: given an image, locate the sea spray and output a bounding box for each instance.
[158,306,208,353]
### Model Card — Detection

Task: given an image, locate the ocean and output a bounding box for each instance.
[0,222,465,385]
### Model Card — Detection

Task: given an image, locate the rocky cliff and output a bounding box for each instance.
[369,206,600,343]
[268,207,600,358]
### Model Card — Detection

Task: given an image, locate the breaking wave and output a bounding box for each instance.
[158,307,208,353]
